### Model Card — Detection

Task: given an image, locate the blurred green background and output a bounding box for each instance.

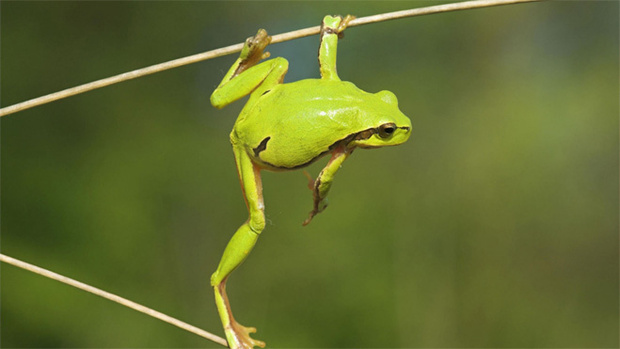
[1,1,618,348]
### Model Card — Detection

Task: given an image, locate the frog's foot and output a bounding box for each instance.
[302,198,328,226]
[239,29,272,70]
[302,171,327,226]
[302,208,318,226]
[225,320,266,349]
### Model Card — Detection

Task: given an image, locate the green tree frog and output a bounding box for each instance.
[209,15,411,349]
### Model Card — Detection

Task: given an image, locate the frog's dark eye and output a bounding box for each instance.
[378,123,396,138]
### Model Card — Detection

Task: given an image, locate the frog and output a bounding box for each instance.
[209,15,412,349]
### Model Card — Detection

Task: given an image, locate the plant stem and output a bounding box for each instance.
[0,254,229,347]
[0,0,539,118]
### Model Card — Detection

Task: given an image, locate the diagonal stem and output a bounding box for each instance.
[0,254,229,347]
[0,0,538,118]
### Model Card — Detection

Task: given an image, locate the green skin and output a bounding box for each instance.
[210,15,411,349]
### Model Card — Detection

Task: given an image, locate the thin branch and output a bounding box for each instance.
[0,254,228,347]
[0,0,538,118]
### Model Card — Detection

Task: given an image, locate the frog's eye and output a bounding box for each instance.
[378,123,397,138]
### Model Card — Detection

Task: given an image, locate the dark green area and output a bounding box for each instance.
[1,1,618,348]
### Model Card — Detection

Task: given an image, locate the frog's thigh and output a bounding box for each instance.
[211,57,289,108]
[248,57,289,100]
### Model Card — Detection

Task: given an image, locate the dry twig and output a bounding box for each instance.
[0,0,538,118]
[0,254,229,347]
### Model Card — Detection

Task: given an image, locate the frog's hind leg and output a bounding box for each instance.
[211,144,267,349]
[211,57,288,109]
[211,29,289,109]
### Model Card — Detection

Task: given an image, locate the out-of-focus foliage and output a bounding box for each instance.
[1,1,617,348]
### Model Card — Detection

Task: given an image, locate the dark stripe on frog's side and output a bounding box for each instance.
[253,136,271,157]
[255,126,382,170]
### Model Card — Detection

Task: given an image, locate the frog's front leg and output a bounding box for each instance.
[211,144,267,349]
[318,14,354,81]
[303,145,353,226]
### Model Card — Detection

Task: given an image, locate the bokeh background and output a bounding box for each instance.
[2,1,618,348]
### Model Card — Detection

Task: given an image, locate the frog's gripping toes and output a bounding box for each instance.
[236,29,272,76]
[321,14,355,37]
[210,14,411,349]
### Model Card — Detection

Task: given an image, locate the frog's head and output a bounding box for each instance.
[352,90,412,148]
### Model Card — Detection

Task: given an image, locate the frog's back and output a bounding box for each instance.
[232,79,380,169]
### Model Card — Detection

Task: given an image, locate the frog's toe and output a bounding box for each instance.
[302,199,328,226]
[227,320,266,349]
[322,15,356,37]
[302,211,316,226]
[336,15,356,35]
